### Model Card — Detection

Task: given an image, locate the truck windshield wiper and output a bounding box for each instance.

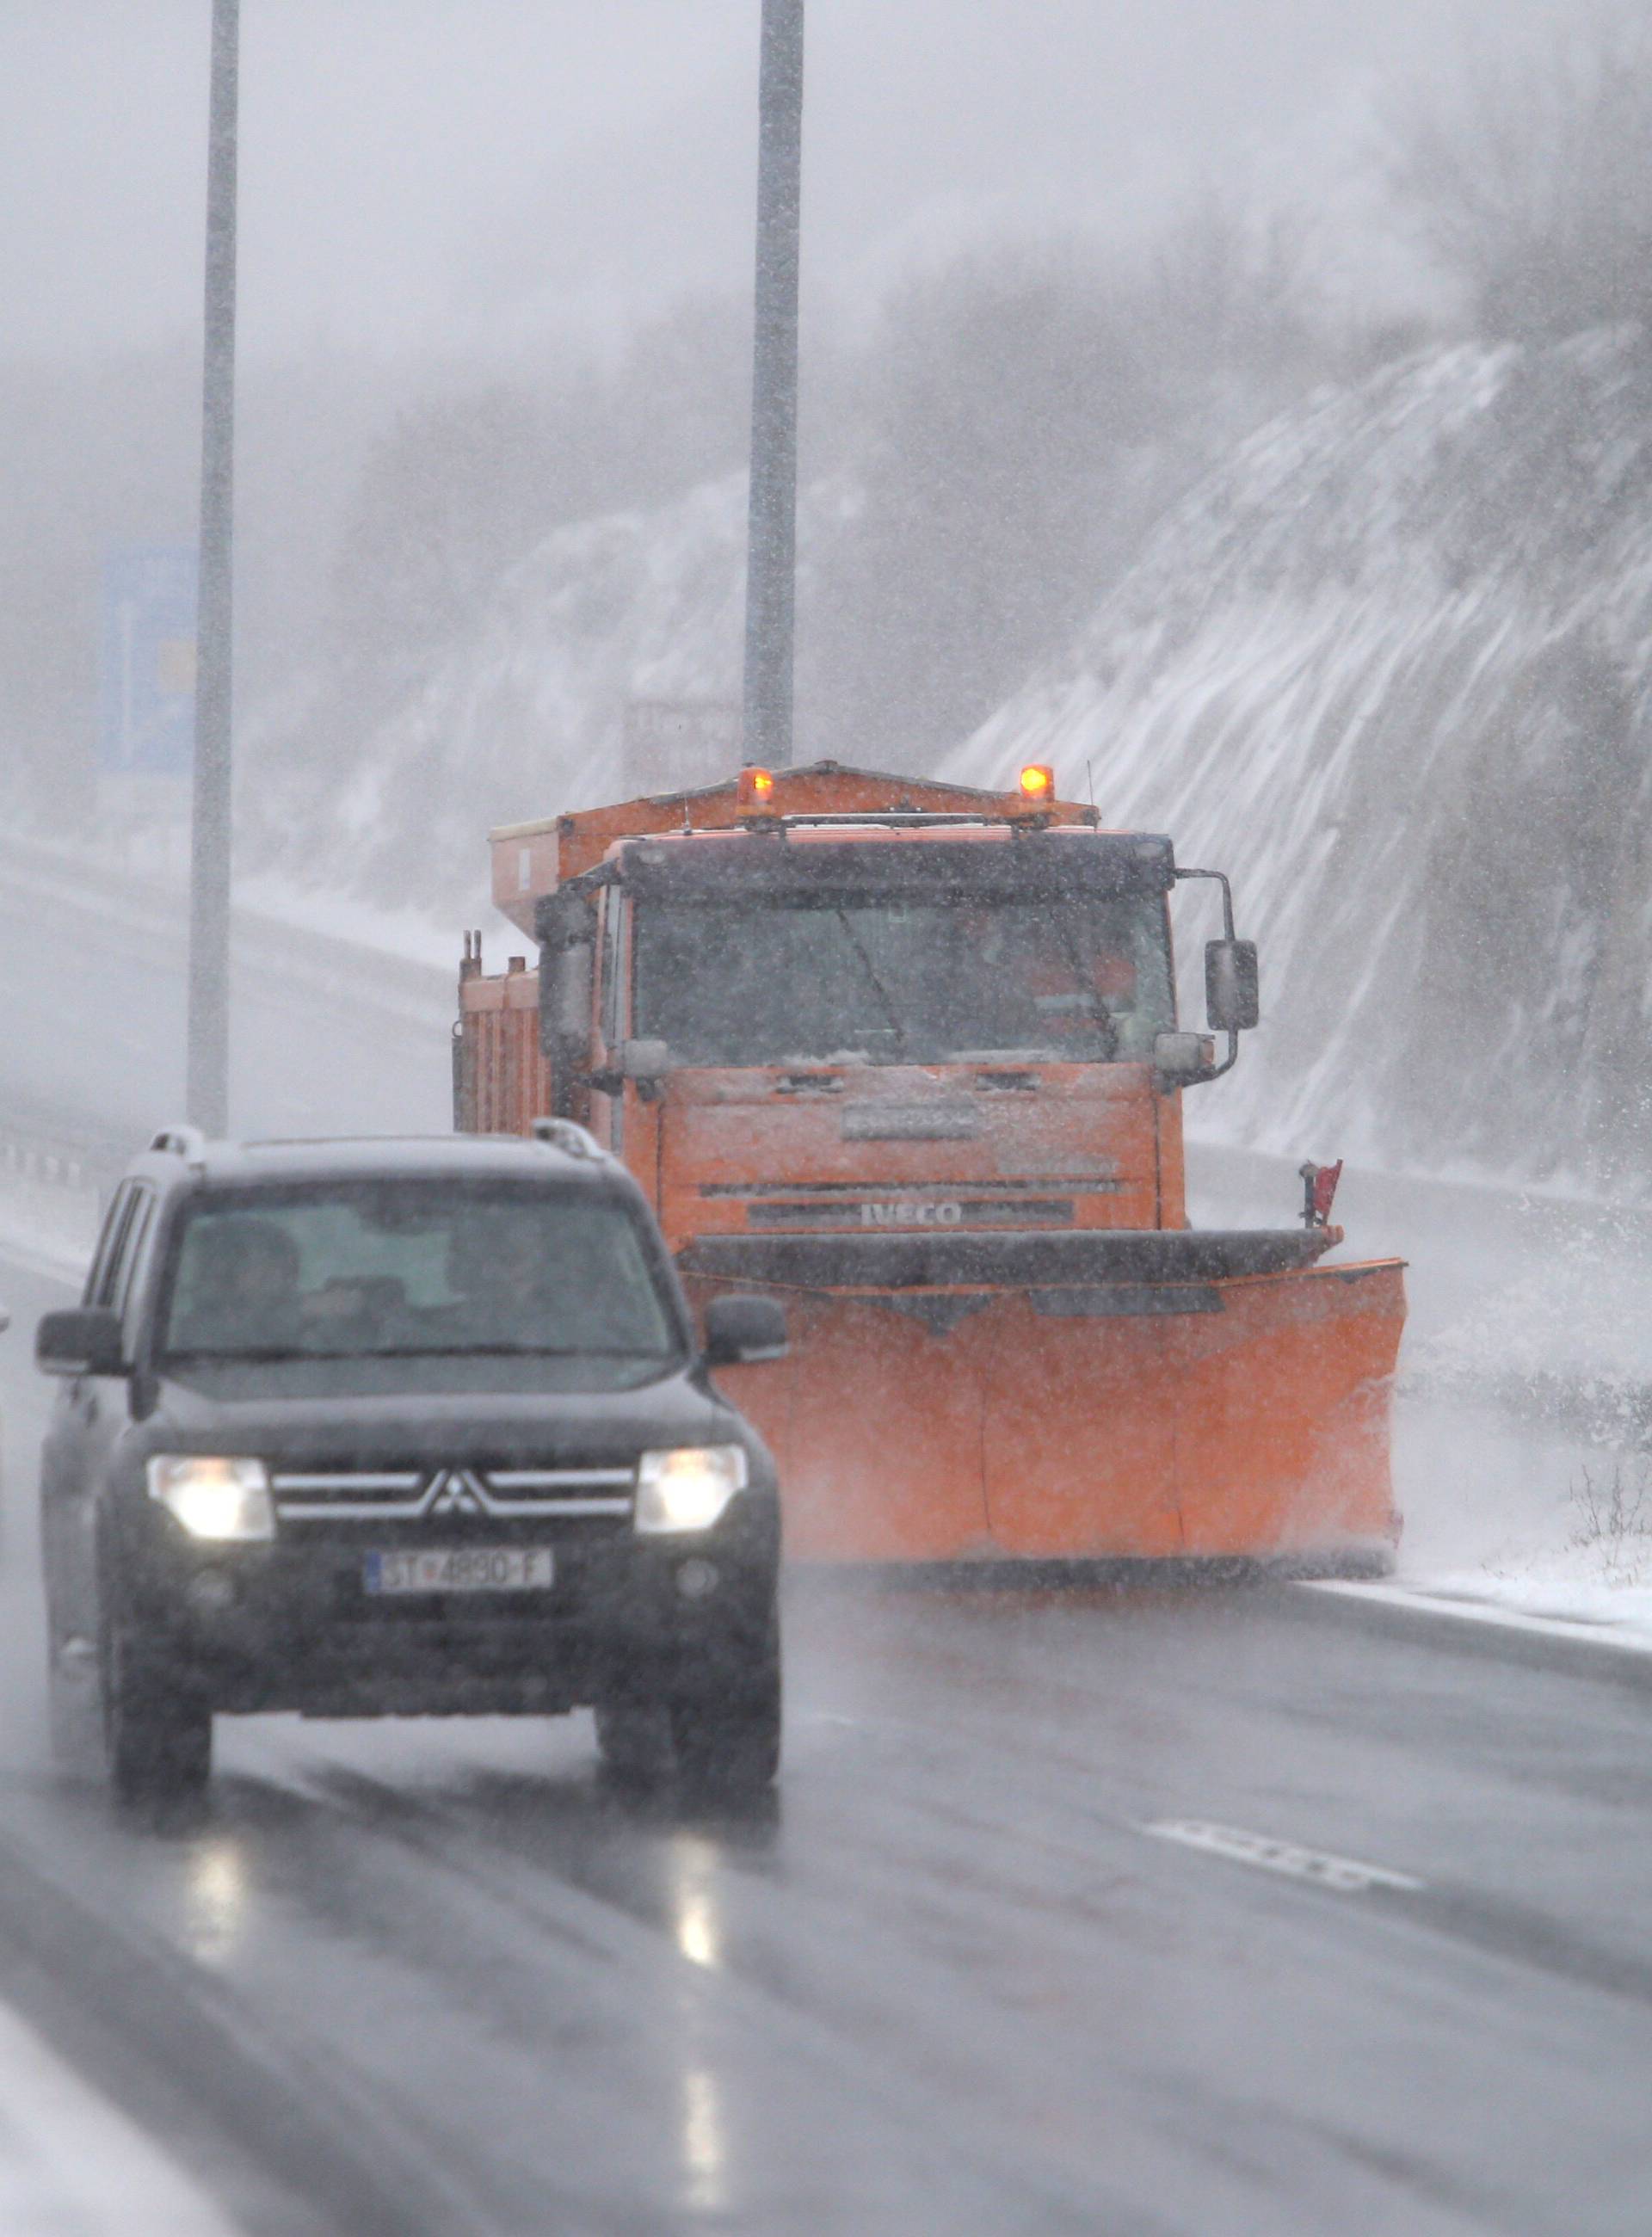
[1051,911,1119,1056]
[832,908,908,1053]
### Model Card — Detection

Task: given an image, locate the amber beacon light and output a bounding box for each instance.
[1017,763,1056,804]
[737,765,778,817]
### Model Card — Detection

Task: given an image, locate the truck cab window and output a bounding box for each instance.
[632,893,1174,1067]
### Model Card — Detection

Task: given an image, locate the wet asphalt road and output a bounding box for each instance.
[2,1254,1650,2236]
[2,858,1649,2233]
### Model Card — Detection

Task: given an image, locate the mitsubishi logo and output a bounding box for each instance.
[422,1469,490,1518]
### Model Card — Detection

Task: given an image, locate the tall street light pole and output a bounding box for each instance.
[742,0,804,768]
[188,0,239,1134]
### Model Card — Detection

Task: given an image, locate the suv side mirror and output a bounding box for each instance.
[704,1295,787,1368]
[36,1307,126,1378]
[1205,939,1260,1033]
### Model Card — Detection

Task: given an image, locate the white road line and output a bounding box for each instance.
[0,2000,241,2235]
[1308,1578,1652,1658]
[1139,1819,1425,1895]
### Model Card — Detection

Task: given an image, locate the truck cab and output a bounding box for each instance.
[457,761,1403,1568]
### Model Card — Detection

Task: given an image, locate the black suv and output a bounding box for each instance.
[37,1125,786,1803]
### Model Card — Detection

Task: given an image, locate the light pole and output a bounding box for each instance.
[742,0,804,768]
[187,0,238,1134]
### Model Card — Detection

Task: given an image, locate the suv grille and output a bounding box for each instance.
[271,1466,633,1522]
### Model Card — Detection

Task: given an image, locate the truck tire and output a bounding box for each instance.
[668,1620,781,1796]
[101,1618,212,1807]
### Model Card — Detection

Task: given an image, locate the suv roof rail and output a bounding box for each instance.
[149,1124,207,1167]
[530,1118,606,1162]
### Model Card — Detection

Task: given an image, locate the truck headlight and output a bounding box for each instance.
[634,1446,748,1534]
[146,1457,274,1543]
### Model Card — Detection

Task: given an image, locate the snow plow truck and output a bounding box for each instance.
[454,761,1405,1570]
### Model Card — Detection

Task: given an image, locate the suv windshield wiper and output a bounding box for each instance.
[163,1346,318,1365]
[360,1345,675,1360]
[163,1343,675,1365]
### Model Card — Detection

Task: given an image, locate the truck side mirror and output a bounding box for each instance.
[36,1307,126,1378]
[537,888,597,1118]
[621,1039,672,1087]
[704,1295,787,1368]
[1153,1032,1217,1088]
[1205,939,1260,1033]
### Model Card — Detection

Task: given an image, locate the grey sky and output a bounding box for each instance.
[3,0,1581,361]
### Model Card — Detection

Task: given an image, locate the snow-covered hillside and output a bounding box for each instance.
[244,327,1652,1192]
[946,330,1652,1188]
[245,474,854,912]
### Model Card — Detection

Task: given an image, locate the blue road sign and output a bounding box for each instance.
[99,545,199,775]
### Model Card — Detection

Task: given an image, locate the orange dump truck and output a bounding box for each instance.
[456,761,1405,1569]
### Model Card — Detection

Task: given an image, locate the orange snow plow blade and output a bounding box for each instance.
[696,1256,1404,1568]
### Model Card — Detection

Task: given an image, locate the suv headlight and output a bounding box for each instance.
[146,1457,274,1542]
[634,1446,748,1535]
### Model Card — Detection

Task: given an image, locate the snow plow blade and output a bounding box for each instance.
[687,1236,1405,1569]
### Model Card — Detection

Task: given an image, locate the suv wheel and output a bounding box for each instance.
[668,1618,781,1796]
[593,1699,675,1785]
[101,1617,213,1806]
[46,1629,102,1777]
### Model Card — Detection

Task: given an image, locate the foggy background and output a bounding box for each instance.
[0,0,1584,797]
[4,0,1648,1192]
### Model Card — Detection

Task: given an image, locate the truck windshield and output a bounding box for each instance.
[158,1180,680,1371]
[632,895,1174,1065]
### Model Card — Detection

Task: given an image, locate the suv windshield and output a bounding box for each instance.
[158,1180,679,1375]
[632,894,1174,1066]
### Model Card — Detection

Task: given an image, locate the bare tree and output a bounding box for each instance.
[1389,9,1652,342]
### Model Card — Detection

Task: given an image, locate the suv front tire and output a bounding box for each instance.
[99,1594,213,1806]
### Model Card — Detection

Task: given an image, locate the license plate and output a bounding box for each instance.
[364,1547,555,1595]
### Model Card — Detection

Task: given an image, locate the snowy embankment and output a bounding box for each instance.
[960,331,1652,1642]
[242,473,855,915]
[945,329,1652,1194]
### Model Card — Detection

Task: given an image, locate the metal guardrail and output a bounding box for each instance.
[0,1138,91,1192]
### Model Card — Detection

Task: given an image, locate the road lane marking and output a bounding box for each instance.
[0,1999,241,2234]
[1139,1819,1425,1895]
[1308,1578,1652,1659]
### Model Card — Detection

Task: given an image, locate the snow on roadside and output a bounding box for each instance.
[0,1999,238,2234]
[1385,1385,1652,1653]
[0,1168,97,1287]
[1316,1576,1652,1655]
[0,823,453,1028]
[1389,1200,1652,1646]
[233,869,471,979]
